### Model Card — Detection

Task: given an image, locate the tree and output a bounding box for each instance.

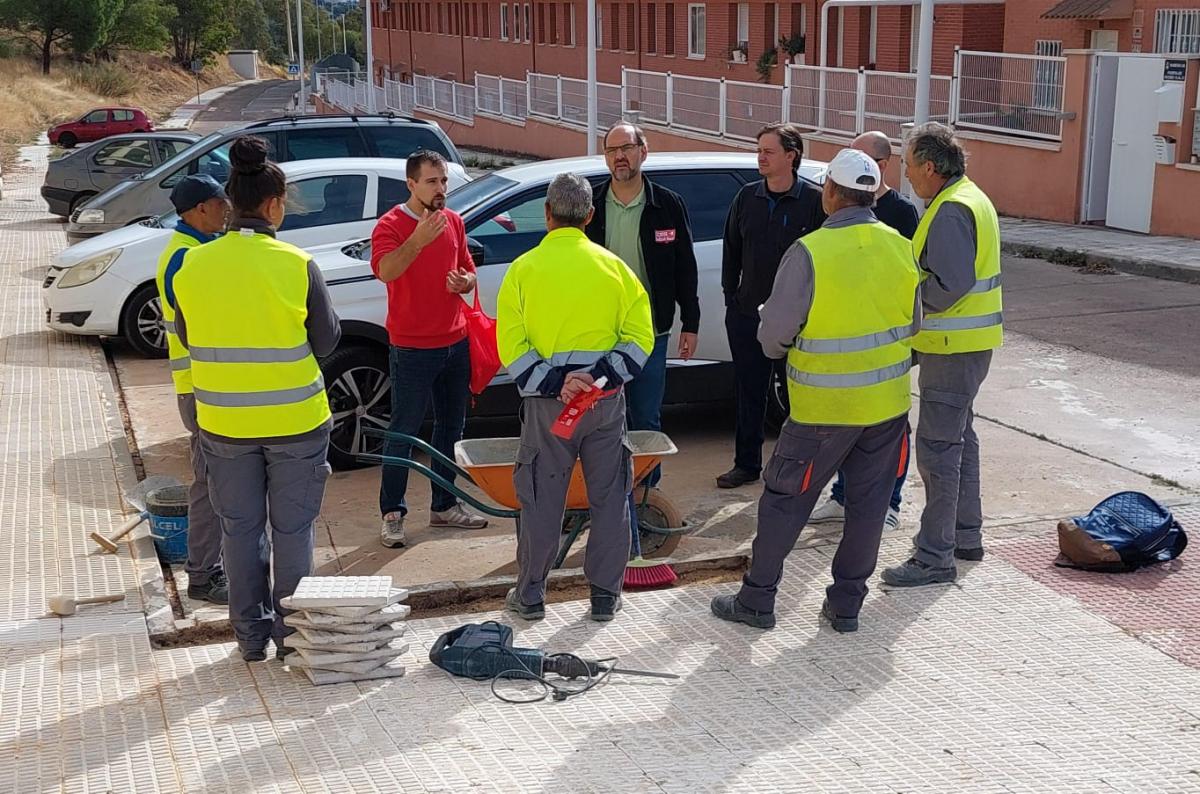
[0,0,101,73]
[168,0,235,65]
[98,0,175,55]
[232,0,273,53]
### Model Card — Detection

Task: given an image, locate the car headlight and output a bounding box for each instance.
[75,208,106,224]
[57,250,121,288]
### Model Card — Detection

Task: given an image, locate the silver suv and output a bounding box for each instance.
[64,114,463,242]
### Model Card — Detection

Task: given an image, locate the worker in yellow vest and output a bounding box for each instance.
[882,122,1003,588]
[173,137,342,663]
[710,149,920,633]
[155,174,230,605]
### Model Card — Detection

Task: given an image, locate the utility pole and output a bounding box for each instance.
[342,14,348,53]
[317,4,324,61]
[365,0,376,111]
[913,0,935,124]
[297,0,306,108]
[586,0,596,155]
[285,0,296,62]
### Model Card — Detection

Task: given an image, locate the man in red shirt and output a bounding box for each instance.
[371,150,488,548]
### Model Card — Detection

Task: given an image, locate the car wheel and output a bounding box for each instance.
[68,192,96,215]
[120,282,168,358]
[59,132,77,149]
[323,345,392,471]
[765,365,789,434]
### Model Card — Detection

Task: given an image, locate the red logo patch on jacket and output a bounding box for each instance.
[654,228,676,243]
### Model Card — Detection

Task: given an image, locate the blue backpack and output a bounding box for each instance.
[1056,491,1188,572]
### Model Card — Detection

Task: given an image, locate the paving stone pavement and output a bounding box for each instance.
[3,146,1200,793]
[1000,218,1200,283]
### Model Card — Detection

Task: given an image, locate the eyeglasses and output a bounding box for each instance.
[604,143,641,157]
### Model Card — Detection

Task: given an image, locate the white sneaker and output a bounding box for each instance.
[809,498,845,524]
[883,507,901,531]
[430,504,489,529]
[380,512,406,548]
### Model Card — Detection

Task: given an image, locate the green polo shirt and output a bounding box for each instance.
[605,187,649,291]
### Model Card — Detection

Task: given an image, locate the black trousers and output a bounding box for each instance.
[725,307,786,475]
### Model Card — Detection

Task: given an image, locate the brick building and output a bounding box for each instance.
[369,0,1005,86]
[1004,1,1200,57]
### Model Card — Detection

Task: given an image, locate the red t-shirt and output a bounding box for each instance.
[370,205,476,349]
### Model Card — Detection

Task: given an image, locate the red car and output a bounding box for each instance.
[48,107,154,149]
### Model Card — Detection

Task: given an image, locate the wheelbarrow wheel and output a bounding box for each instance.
[636,489,684,559]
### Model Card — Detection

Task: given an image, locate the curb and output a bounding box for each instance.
[1002,241,1200,286]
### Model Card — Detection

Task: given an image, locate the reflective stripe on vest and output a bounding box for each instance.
[911,177,1004,354]
[172,232,331,439]
[785,221,919,427]
[155,232,201,396]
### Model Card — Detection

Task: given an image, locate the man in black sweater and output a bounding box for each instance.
[718,122,826,489]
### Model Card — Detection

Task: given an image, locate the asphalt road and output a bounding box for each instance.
[190,79,299,134]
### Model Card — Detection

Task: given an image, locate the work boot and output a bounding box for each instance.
[380,512,406,548]
[187,572,229,605]
[240,645,267,663]
[275,644,295,663]
[430,504,489,529]
[809,497,845,524]
[709,594,776,629]
[820,599,859,633]
[588,586,622,622]
[505,587,545,621]
[716,467,760,489]
[880,557,957,587]
[955,546,985,562]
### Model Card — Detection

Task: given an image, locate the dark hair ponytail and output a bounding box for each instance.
[226,135,286,217]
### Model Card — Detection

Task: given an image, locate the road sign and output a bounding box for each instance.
[288,62,301,75]
[190,59,203,74]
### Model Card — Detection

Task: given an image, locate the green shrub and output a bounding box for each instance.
[70,62,138,98]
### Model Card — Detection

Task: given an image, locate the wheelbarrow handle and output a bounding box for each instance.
[362,428,478,485]
[354,451,520,521]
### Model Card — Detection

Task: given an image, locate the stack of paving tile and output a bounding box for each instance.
[279,575,411,686]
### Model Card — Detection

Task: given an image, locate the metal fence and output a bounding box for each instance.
[787,65,860,135]
[409,75,474,121]
[671,74,722,135]
[862,70,952,140]
[540,75,623,129]
[954,49,1067,141]
[623,69,669,125]
[725,80,784,141]
[501,77,528,120]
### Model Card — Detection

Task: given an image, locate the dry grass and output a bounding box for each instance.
[0,52,252,165]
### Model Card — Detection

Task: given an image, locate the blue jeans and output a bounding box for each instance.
[830,422,911,511]
[379,340,470,517]
[625,333,670,488]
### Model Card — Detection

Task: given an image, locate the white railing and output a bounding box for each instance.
[501,77,528,119]
[953,49,1066,141]
[382,78,416,114]
[671,74,722,135]
[725,80,784,141]
[475,74,503,115]
[623,69,669,125]
[786,65,859,136]
[528,73,561,118]
[531,74,622,130]
[410,74,473,121]
[863,70,952,140]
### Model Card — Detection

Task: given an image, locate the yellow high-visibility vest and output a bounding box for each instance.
[155,229,206,395]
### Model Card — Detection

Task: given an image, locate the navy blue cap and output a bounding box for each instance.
[170,174,227,214]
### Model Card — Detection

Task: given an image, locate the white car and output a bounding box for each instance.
[42,157,471,356]
[316,152,827,468]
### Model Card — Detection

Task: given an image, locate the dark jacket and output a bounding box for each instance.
[722,176,825,316]
[586,176,700,335]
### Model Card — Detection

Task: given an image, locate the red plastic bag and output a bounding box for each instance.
[465,291,501,395]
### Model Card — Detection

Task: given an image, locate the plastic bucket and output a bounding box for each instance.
[146,485,190,564]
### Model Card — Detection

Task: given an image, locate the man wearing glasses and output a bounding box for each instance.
[586,122,700,490]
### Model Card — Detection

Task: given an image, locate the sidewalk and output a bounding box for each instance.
[1001,217,1200,284]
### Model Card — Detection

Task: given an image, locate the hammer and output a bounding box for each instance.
[90,511,149,553]
[48,593,126,616]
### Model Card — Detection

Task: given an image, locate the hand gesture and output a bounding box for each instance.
[446,267,475,294]
[559,371,596,404]
[411,209,447,249]
[678,332,698,361]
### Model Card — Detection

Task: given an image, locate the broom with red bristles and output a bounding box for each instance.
[624,489,677,588]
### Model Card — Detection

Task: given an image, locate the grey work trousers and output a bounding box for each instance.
[178,395,222,586]
[912,350,993,568]
[201,431,332,649]
[738,415,908,617]
[513,392,633,606]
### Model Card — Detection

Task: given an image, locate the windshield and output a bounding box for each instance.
[136,131,222,181]
[446,173,518,216]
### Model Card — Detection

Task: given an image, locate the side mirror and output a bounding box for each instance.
[467,236,485,268]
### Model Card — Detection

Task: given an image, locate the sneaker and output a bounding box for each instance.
[716,467,760,489]
[955,546,985,562]
[380,512,406,548]
[505,587,545,621]
[809,498,845,524]
[820,599,859,633]
[880,557,957,587]
[709,594,776,629]
[588,586,623,622]
[187,572,229,605]
[883,507,901,531]
[240,646,267,663]
[430,504,489,529]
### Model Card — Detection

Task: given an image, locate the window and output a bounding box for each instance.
[564,2,575,45]
[85,110,109,124]
[438,2,446,32]
[113,110,135,122]
[514,2,522,38]
[363,126,453,160]
[647,3,657,53]
[687,3,705,58]
[1155,9,1200,53]
[1033,39,1064,110]
[155,139,193,162]
[611,3,620,49]
[665,2,675,55]
[651,171,742,242]
[790,2,804,35]
[736,3,749,47]
[500,2,509,38]
[284,128,367,160]
[484,2,491,36]
[376,177,411,216]
[466,190,549,265]
[279,175,368,232]
[765,3,778,53]
[537,2,546,43]
[548,3,557,43]
[93,139,153,168]
[626,2,635,50]
[596,2,603,44]
[524,3,532,40]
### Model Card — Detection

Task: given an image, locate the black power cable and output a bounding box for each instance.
[460,643,618,704]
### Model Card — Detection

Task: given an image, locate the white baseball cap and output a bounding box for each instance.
[823,148,881,192]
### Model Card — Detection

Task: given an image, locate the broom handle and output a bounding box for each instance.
[628,491,643,559]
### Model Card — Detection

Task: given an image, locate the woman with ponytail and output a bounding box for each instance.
[172,135,342,663]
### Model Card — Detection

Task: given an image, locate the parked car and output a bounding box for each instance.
[49,107,154,149]
[64,114,464,242]
[42,158,470,359]
[41,132,200,217]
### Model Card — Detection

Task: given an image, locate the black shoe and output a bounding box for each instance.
[188,572,229,605]
[880,557,957,587]
[820,600,859,633]
[588,586,623,622]
[716,467,760,489]
[955,546,985,562]
[241,646,267,663]
[505,587,545,620]
[709,594,776,629]
[276,646,295,663]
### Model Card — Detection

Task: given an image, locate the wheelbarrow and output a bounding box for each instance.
[357,429,688,567]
